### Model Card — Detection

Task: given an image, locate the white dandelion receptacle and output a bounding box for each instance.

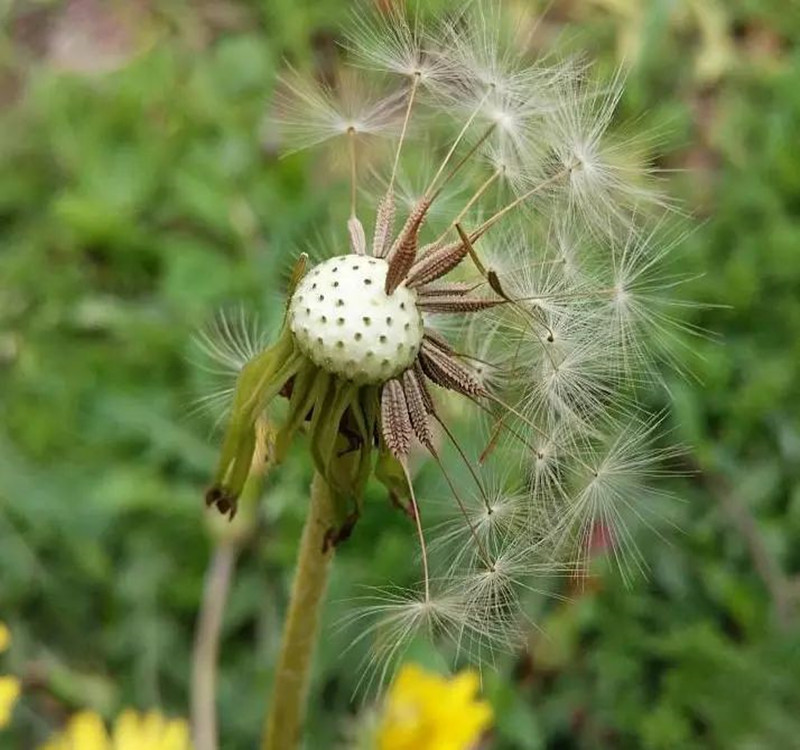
[288,255,423,384]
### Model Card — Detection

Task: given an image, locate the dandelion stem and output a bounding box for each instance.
[263,472,336,750]
[401,460,431,602]
[389,74,420,190]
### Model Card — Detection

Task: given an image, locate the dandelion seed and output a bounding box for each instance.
[270,67,404,153]
[541,68,672,237]
[342,587,466,697]
[189,308,269,425]
[431,477,527,568]
[603,219,704,381]
[550,415,682,583]
[347,5,451,87]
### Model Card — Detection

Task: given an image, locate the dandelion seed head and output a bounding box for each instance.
[204,0,694,686]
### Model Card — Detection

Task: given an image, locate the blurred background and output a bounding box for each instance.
[1,0,799,748]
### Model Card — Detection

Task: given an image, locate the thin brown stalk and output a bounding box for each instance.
[455,223,558,366]
[432,413,492,513]
[192,421,271,750]
[428,124,497,202]
[430,446,494,568]
[692,457,796,630]
[191,541,238,750]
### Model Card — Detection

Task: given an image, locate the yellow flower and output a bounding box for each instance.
[40,709,191,750]
[378,664,493,750]
[40,712,108,750]
[0,676,22,730]
[0,621,21,730]
[112,710,190,750]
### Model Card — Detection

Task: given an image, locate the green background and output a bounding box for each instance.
[1,0,799,748]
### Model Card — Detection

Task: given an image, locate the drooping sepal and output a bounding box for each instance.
[205,327,301,518]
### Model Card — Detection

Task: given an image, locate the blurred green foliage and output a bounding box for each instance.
[1,1,799,748]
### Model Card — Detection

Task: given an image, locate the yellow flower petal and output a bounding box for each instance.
[39,709,191,750]
[378,665,493,750]
[112,709,191,750]
[39,711,110,750]
[111,709,142,750]
[0,676,22,730]
[160,719,191,750]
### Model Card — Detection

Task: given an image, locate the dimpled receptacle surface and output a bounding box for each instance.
[289,255,423,383]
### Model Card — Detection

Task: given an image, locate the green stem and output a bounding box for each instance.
[262,472,336,750]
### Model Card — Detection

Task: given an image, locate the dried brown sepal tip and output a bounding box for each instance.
[205,485,238,520]
[416,281,480,297]
[389,489,416,519]
[348,216,367,255]
[487,270,508,299]
[322,511,359,553]
[453,223,515,304]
